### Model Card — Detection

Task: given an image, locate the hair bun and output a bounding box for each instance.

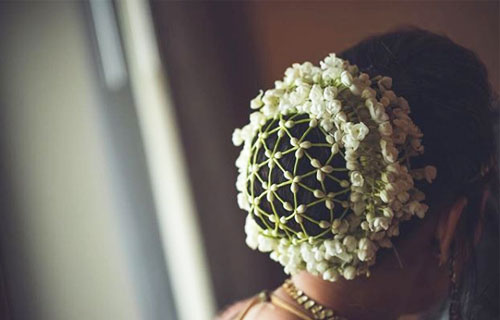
[233,53,436,281]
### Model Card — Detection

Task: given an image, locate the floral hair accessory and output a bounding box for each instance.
[232,53,437,281]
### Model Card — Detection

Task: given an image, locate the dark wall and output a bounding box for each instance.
[247,1,499,91]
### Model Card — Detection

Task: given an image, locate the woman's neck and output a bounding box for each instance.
[291,271,400,320]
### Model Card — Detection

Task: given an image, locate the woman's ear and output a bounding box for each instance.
[436,196,468,266]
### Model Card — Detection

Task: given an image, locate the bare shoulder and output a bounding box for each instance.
[215,297,254,320]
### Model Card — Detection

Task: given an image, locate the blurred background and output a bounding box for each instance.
[0,1,497,320]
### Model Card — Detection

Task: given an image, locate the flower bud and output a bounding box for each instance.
[343,266,356,280]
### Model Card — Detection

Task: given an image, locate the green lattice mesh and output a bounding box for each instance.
[248,113,353,241]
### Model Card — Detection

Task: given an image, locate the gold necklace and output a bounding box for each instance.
[282,278,348,320]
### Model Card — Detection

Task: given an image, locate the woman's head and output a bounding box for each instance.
[233,27,498,318]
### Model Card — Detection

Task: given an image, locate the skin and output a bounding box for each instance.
[217,194,482,320]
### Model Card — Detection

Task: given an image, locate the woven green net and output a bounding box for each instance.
[248,113,352,241]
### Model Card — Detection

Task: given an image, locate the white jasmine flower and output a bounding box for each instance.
[344,149,357,161]
[295,82,311,99]
[341,71,354,86]
[380,96,390,107]
[383,90,397,103]
[322,68,342,81]
[244,216,259,249]
[357,238,376,261]
[316,261,328,273]
[343,236,358,252]
[309,84,323,103]
[323,86,338,101]
[349,83,363,96]
[335,111,348,123]
[326,99,342,115]
[380,139,398,163]
[350,171,364,187]
[274,80,288,89]
[379,189,390,203]
[374,217,390,230]
[249,111,266,126]
[343,134,360,151]
[393,130,407,145]
[366,98,389,123]
[397,191,410,203]
[391,199,403,213]
[278,95,293,113]
[323,268,339,282]
[237,193,250,210]
[323,240,336,256]
[392,108,409,120]
[299,62,313,76]
[415,202,429,218]
[232,128,244,146]
[310,100,326,117]
[300,243,314,262]
[345,122,369,141]
[320,53,340,70]
[347,64,358,75]
[382,207,394,218]
[361,87,377,99]
[306,261,317,274]
[284,65,300,85]
[359,73,370,84]
[250,90,264,109]
[424,165,437,183]
[332,219,349,234]
[343,266,356,280]
[378,76,392,90]
[398,97,410,113]
[336,251,353,263]
[261,104,278,118]
[262,89,280,107]
[320,118,334,131]
[381,171,396,183]
[313,247,325,261]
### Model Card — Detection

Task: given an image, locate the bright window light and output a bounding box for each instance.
[116,1,216,319]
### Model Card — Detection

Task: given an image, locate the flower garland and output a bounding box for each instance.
[232,53,437,281]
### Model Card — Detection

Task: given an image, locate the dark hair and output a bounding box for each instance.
[339,27,499,320]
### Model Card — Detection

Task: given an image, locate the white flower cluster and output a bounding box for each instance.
[233,53,436,281]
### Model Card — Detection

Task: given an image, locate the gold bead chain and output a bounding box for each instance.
[282,279,348,320]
